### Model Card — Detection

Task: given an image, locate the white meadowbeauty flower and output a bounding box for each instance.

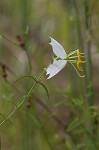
[46,37,85,79]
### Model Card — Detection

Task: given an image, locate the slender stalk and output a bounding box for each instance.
[0,70,45,126]
[0,33,32,75]
[84,0,94,141]
[74,0,95,146]
[22,0,29,38]
[22,0,32,76]
[74,0,84,50]
[84,0,94,107]
[73,0,86,99]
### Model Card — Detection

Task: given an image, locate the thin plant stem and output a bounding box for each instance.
[0,70,45,126]
[73,0,86,99]
[84,0,95,142]
[0,33,32,75]
[22,0,32,76]
[74,0,84,50]
[84,0,94,106]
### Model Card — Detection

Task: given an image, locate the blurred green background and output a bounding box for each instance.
[0,0,99,150]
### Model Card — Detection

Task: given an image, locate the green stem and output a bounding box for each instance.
[0,33,32,75]
[84,0,94,140]
[74,0,84,50]
[73,0,85,99]
[22,0,32,74]
[0,70,45,126]
[84,0,94,107]
[22,0,29,37]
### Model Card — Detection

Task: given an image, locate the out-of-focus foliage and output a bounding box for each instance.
[0,0,99,150]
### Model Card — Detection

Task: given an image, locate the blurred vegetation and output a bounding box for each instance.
[0,0,99,150]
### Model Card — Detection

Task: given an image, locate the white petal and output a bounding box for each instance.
[46,60,67,79]
[49,37,66,59]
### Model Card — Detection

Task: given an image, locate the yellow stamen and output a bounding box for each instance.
[66,49,85,77]
[76,49,85,71]
[77,60,86,71]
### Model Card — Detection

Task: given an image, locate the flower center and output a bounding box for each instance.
[67,49,85,71]
[52,49,85,77]
[76,49,86,71]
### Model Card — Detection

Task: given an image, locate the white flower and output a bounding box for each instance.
[46,37,67,79]
[46,37,85,79]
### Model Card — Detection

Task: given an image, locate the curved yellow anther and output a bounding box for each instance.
[76,49,85,71]
[77,60,86,71]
